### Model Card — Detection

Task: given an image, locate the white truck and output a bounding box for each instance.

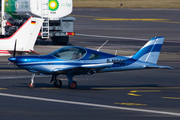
[0,0,75,45]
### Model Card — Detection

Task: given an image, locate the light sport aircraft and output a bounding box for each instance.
[0,17,43,56]
[8,37,172,89]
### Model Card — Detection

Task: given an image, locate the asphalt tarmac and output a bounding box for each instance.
[0,8,180,119]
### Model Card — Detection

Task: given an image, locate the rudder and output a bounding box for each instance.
[132,37,164,64]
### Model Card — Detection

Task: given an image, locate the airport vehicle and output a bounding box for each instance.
[8,37,172,89]
[0,17,43,56]
[1,0,75,45]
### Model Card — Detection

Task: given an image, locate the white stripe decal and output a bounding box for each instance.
[0,92,180,116]
[145,38,158,62]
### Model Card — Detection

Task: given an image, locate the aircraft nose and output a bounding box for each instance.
[8,57,16,62]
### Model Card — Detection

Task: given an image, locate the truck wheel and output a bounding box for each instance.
[52,36,69,45]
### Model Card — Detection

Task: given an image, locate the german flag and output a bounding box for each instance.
[31,21,36,25]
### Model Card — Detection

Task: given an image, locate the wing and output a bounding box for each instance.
[52,63,113,74]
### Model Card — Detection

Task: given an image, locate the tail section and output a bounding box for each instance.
[132,37,164,64]
[0,17,44,56]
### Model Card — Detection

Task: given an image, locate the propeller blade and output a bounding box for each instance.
[14,63,17,75]
[8,62,11,65]
[13,39,17,57]
[12,39,17,75]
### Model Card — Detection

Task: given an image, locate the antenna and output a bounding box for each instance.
[97,40,108,51]
[115,50,117,55]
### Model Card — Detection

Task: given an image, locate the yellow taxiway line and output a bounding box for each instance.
[115,102,147,106]
[0,88,7,90]
[130,90,161,93]
[91,87,180,90]
[95,18,168,21]
[162,97,180,100]
[41,88,60,90]
[127,90,161,96]
[71,14,180,24]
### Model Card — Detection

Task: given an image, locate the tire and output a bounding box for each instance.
[52,36,69,45]
[28,82,34,88]
[68,82,77,89]
[53,79,62,88]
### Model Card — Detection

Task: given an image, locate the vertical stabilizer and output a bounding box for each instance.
[0,17,44,56]
[132,37,164,64]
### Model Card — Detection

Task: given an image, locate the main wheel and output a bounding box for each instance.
[53,79,62,88]
[28,82,34,88]
[68,82,77,89]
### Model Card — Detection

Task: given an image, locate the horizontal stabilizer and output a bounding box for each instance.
[145,65,173,69]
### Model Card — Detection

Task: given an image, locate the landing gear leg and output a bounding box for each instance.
[51,75,62,88]
[28,73,35,88]
[67,70,77,89]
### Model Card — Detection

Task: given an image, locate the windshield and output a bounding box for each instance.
[50,46,87,60]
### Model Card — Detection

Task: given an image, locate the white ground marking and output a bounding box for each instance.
[76,34,180,43]
[76,34,148,41]
[0,76,50,80]
[0,76,67,80]
[0,92,180,116]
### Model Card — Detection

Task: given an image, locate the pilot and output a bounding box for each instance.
[71,52,77,60]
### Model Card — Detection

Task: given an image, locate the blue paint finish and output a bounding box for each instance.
[150,36,164,41]
[8,37,171,80]
[132,44,162,60]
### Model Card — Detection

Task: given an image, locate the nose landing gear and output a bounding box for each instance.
[28,73,35,88]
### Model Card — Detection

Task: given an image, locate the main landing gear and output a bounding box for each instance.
[67,70,77,89]
[51,75,62,88]
[67,78,77,89]
[51,73,77,89]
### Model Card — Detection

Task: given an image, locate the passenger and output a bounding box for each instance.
[77,53,82,59]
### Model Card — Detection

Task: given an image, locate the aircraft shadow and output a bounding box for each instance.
[14,83,164,90]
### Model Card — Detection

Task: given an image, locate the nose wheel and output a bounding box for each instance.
[28,82,34,88]
[28,73,35,88]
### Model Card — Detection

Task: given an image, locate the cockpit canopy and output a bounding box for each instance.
[50,46,87,60]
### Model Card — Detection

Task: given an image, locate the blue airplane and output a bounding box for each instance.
[8,37,172,89]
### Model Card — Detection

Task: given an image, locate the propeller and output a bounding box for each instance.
[8,39,18,75]
[13,39,17,75]
[13,39,17,57]
[8,39,17,65]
